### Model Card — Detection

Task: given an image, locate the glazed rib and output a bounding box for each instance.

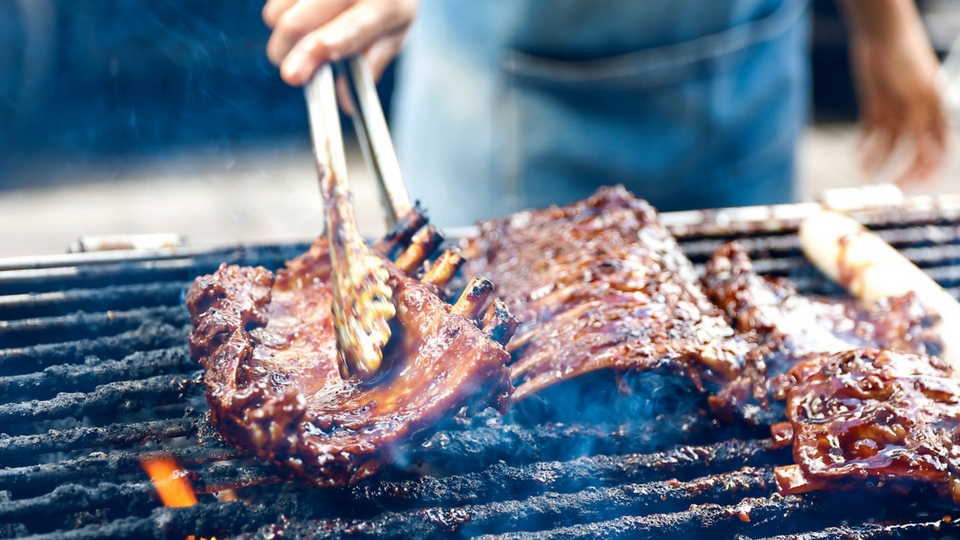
[461,186,751,401]
[702,242,940,382]
[185,214,515,487]
[772,348,960,504]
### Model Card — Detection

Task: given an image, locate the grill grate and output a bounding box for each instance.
[5,198,960,539]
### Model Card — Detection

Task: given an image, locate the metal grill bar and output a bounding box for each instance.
[0,281,189,320]
[20,501,283,540]
[0,443,245,496]
[679,223,960,260]
[7,467,779,540]
[410,419,755,470]
[0,260,199,295]
[0,481,157,528]
[0,437,781,508]
[662,193,960,238]
[0,322,187,376]
[484,492,950,540]
[0,465,286,531]
[0,243,311,272]
[483,495,819,539]
[279,468,779,540]
[0,305,188,349]
[0,244,308,296]
[0,371,203,426]
[749,519,960,540]
[0,417,201,460]
[324,439,783,513]
[0,347,193,403]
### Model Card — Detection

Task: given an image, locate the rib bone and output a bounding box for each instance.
[452,276,495,320]
[422,248,466,288]
[395,225,442,275]
[373,206,427,258]
[481,299,519,346]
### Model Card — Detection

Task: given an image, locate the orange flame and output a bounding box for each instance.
[140,455,198,507]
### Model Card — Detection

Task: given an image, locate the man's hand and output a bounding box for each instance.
[839,0,948,185]
[263,0,418,86]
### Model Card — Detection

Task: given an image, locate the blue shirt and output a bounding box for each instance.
[391,0,810,226]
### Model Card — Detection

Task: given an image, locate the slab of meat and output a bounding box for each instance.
[703,242,940,385]
[772,349,960,504]
[461,186,752,402]
[185,214,516,487]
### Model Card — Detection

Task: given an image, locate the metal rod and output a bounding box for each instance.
[346,56,412,226]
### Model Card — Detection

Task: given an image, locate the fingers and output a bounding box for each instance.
[847,16,948,187]
[269,0,417,86]
[363,31,407,81]
[288,0,414,81]
[860,102,948,186]
[266,0,355,70]
[859,123,897,176]
[896,112,948,186]
[262,0,300,29]
[897,89,949,184]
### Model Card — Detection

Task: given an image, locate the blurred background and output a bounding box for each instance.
[1,0,959,258]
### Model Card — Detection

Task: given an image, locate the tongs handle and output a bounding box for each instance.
[337,57,412,228]
[305,63,349,201]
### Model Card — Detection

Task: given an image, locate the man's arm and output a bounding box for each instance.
[834,0,947,184]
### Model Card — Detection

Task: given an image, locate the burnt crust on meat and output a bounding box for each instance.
[772,349,960,504]
[703,242,940,381]
[461,186,753,402]
[186,229,514,487]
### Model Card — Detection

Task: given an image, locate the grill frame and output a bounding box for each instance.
[5,194,960,539]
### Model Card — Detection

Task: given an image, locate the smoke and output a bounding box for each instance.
[507,369,718,457]
[1,0,308,186]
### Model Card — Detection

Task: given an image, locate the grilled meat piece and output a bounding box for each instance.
[772,349,960,504]
[461,186,752,402]
[703,242,940,383]
[185,217,515,487]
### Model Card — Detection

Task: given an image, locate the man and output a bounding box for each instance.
[262,0,946,226]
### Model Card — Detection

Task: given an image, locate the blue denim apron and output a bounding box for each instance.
[391,0,810,227]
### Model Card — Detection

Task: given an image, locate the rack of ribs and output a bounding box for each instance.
[702,242,940,395]
[461,186,753,404]
[185,210,516,487]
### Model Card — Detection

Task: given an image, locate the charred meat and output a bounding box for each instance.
[772,349,960,504]
[461,186,752,402]
[185,215,515,487]
[703,242,940,381]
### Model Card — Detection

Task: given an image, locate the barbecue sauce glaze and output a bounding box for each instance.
[185,236,513,487]
[773,349,960,504]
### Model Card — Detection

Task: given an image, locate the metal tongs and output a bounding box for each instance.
[336,58,412,227]
[304,58,411,380]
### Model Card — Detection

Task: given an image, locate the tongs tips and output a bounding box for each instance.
[330,250,396,378]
